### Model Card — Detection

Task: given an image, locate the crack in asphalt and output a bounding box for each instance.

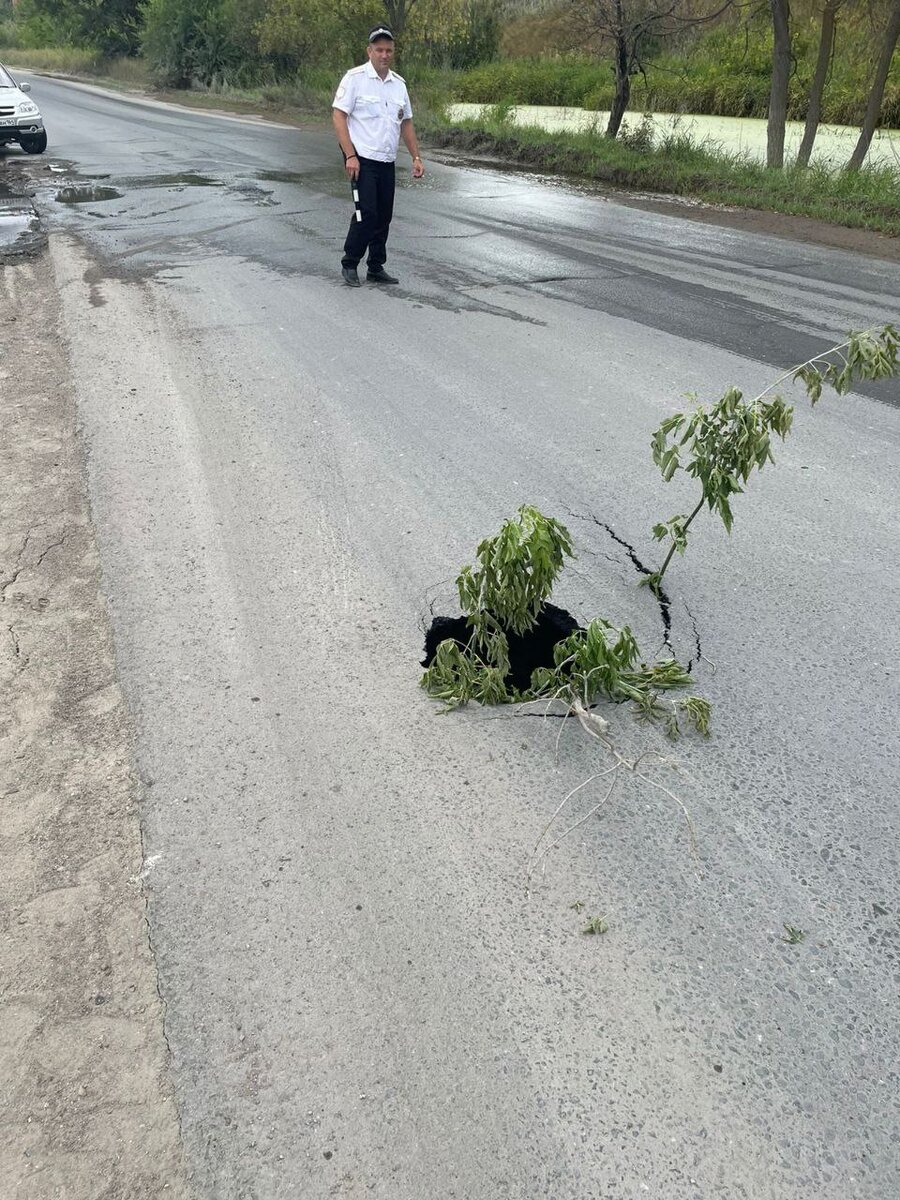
[564,507,674,648]
[1,529,68,600]
[463,274,602,292]
[1,531,34,599]
[34,533,67,570]
[6,623,25,667]
[682,598,703,674]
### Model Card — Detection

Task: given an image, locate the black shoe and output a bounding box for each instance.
[367,267,398,284]
[342,266,361,287]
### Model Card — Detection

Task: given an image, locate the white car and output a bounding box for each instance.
[0,63,47,154]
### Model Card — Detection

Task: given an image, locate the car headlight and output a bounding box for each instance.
[16,102,39,115]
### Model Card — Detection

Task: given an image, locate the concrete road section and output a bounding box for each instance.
[4,73,900,1199]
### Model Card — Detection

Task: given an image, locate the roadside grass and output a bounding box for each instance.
[422,109,900,236]
[1,46,106,74]
[1,47,154,94]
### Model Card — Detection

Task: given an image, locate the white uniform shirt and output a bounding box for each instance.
[332,61,413,164]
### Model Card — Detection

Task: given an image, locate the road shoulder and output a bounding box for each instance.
[0,250,192,1198]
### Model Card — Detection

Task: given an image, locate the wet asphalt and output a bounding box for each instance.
[7,73,900,1200]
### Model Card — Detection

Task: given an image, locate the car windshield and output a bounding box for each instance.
[0,66,16,88]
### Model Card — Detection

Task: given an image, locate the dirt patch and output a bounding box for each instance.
[0,254,192,1197]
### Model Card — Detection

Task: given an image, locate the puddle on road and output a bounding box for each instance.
[50,172,226,211]
[0,197,45,256]
[55,185,123,205]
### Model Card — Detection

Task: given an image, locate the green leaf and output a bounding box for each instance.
[582,916,609,936]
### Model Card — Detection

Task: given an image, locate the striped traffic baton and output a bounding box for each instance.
[349,176,362,223]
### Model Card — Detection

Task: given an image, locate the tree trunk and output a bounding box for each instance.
[606,23,631,138]
[796,0,838,166]
[767,0,792,167]
[847,0,900,169]
[383,0,415,38]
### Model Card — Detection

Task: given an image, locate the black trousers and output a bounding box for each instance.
[342,157,395,270]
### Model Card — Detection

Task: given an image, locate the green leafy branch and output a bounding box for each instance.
[422,508,710,737]
[647,325,899,590]
[422,506,710,882]
[458,503,574,639]
[531,617,710,738]
[424,505,575,709]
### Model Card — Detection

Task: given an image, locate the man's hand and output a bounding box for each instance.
[345,154,360,181]
[412,156,425,179]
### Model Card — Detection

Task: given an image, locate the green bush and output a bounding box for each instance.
[141,0,242,87]
[9,0,141,55]
[456,58,611,107]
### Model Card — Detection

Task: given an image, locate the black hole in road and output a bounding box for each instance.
[55,185,122,205]
[422,603,581,694]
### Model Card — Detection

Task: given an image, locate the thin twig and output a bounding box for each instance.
[748,326,881,409]
[632,768,700,865]
[555,695,575,763]
[527,764,619,874]
[527,770,622,883]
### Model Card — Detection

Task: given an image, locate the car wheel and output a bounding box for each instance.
[20,131,48,154]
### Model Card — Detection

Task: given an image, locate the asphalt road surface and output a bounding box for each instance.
[7,74,900,1199]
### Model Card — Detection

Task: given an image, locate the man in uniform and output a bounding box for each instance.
[332,25,425,287]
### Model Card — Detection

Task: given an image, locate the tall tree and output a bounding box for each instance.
[575,0,734,139]
[383,0,419,36]
[608,0,631,138]
[846,0,900,169]
[796,0,841,166]
[767,0,791,167]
